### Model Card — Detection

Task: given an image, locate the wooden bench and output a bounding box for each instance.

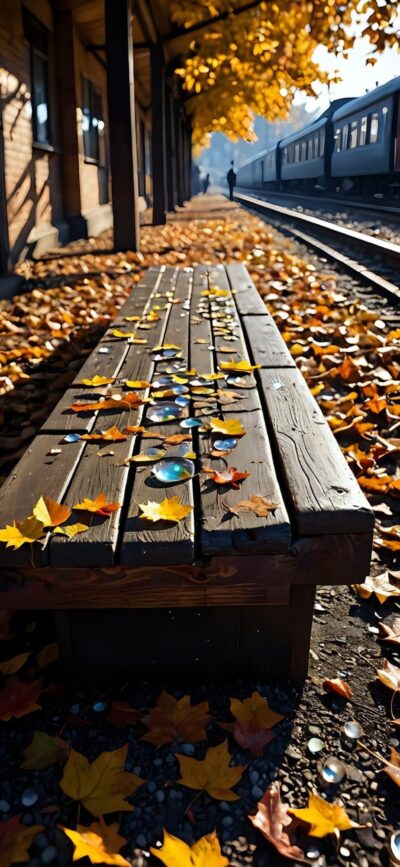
[0,264,374,681]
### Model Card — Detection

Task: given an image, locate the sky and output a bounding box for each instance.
[297,31,400,114]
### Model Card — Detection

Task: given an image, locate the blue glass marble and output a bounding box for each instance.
[152,458,194,483]
[213,437,238,451]
[147,403,182,423]
[175,396,190,407]
[172,385,189,395]
[152,376,173,388]
[63,433,81,443]
[390,832,400,864]
[321,757,345,784]
[93,701,107,713]
[180,418,202,429]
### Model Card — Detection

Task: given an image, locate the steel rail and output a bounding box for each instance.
[236,187,400,218]
[234,191,400,304]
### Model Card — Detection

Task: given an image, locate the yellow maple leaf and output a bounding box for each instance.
[73,494,121,515]
[0,652,29,676]
[61,821,130,866]
[60,745,144,816]
[151,830,228,866]
[139,496,193,523]
[111,329,138,339]
[53,523,89,539]
[0,516,45,550]
[125,380,151,389]
[219,359,261,373]
[289,791,360,837]
[0,816,43,867]
[230,692,284,728]
[80,375,115,387]
[152,343,183,351]
[124,315,140,322]
[33,496,71,528]
[210,418,246,437]
[21,731,70,770]
[142,691,211,745]
[176,740,246,801]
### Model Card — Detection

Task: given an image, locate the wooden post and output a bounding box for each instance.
[151,45,167,225]
[185,116,193,200]
[289,584,316,680]
[165,89,177,212]
[54,9,85,239]
[174,104,185,206]
[0,100,9,276]
[105,0,140,251]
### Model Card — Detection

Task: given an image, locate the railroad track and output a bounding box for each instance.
[236,188,400,219]
[234,190,400,305]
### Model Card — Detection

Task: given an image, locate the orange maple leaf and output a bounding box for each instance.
[74,494,121,515]
[142,691,211,745]
[203,467,250,489]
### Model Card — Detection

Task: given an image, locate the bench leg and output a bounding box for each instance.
[289,584,316,681]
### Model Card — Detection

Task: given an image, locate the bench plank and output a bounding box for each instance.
[259,367,374,535]
[121,268,196,566]
[226,262,268,316]
[0,435,85,567]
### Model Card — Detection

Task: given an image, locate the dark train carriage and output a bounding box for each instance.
[279,117,330,186]
[236,147,279,189]
[331,76,400,192]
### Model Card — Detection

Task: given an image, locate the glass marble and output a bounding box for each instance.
[21,788,39,807]
[343,720,363,740]
[152,349,180,361]
[63,433,81,443]
[226,375,255,389]
[147,403,182,423]
[175,396,190,407]
[93,701,107,713]
[98,346,111,354]
[321,757,346,784]
[152,458,195,483]
[190,378,208,387]
[213,437,238,451]
[152,376,173,388]
[390,832,400,864]
[306,845,320,861]
[172,385,189,395]
[180,418,202,429]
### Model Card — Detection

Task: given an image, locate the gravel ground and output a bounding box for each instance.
[1,196,400,866]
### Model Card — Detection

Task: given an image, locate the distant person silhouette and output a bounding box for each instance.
[203,173,210,194]
[227,161,237,200]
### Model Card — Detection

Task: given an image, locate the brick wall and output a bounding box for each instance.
[0,0,64,262]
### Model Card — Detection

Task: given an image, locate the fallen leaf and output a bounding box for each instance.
[106,702,141,729]
[60,821,130,866]
[125,380,151,389]
[81,426,127,442]
[0,652,29,676]
[21,731,70,769]
[0,678,42,721]
[379,618,400,646]
[73,494,121,515]
[225,495,280,518]
[219,359,261,373]
[60,744,143,816]
[70,393,145,412]
[0,517,45,550]
[81,376,115,387]
[376,659,400,691]
[203,466,250,489]
[35,642,59,669]
[210,417,246,437]
[220,692,284,756]
[53,523,89,538]
[142,691,211,745]
[323,678,353,700]
[383,747,400,787]
[32,496,71,528]
[150,830,228,866]
[353,571,400,604]
[163,434,191,446]
[0,815,43,867]
[138,497,193,523]
[177,740,246,801]
[289,791,360,837]
[249,781,305,861]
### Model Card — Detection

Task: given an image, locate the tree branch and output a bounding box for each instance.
[164,0,264,44]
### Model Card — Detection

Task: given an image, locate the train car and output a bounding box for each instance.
[279,117,330,187]
[236,146,279,189]
[331,76,400,193]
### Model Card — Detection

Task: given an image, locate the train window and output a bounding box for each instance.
[334,128,341,152]
[301,141,307,161]
[350,120,358,148]
[360,116,367,145]
[319,130,325,156]
[314,135,318,157]
[370,112,379,143]
[342,124,349,149]
[295,143,300,162]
